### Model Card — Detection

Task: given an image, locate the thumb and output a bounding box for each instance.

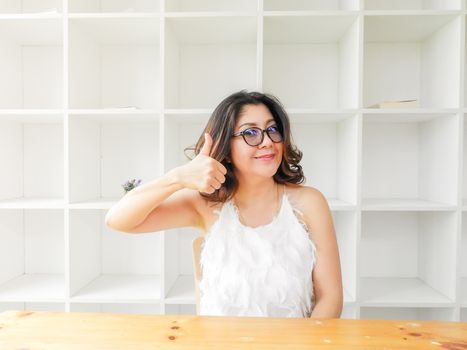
[199,133,213,156]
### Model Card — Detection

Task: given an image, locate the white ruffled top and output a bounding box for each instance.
[199,189,317,318]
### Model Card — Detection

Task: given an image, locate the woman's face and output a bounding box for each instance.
[230,103,284,180]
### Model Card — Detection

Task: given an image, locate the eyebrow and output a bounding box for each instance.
[238,119,276,129]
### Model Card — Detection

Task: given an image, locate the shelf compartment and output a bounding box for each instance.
[0,198,64,209]
[165,16,257,109]
[0,1,61,14]
[0,114,64,205]
[0,18,62,109]
[0,274,65,302]
[69,0,160,13]
[165,275,195,303]
[360,306,457,321]
[361,199,456,211]
[163,113,208,172]
[69,115,159,205]
[334,211,358,303]
[0,302,65,312]
[462,308,467,321]
[362,109,459,121]
[363,14,461,109]
[70,302,161,314]
[362,113,459,208]
[68,109,160,120]
[289,112,359,202]
[69,210,162,302]
[70,275,162,302]
[360,211,457,305]
[340,304,358,319]
[364,0,461,11]
[360,278,455,306]
[69,18,160,109]
[289,113,358,206]
[0,209,65,302]
[264,0,359,11]
[163,228,199,301]
[68,198,117,210]
[263,15,360,109]
[328,199,357,211]
[165,0,257,12]
[165,304,196,315]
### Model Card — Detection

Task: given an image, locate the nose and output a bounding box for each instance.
[258,130,274,148]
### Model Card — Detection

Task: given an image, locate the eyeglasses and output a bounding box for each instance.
[232,125,283,147]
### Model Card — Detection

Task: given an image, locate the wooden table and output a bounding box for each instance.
[0,310,466,349]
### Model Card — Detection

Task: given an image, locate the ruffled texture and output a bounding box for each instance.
[199,193,317,318]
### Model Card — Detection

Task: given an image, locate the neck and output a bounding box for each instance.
[233,176,279,207]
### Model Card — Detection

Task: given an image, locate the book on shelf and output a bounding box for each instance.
[367,99,419,109]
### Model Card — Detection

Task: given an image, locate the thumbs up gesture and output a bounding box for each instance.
[200,132,214,156]
[177,133,227,194]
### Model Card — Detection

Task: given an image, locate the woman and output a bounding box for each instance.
[105,90,343,318]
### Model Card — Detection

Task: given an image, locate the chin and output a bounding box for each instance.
[235,167,277,180]
[253,164,281,178]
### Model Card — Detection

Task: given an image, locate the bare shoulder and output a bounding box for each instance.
[285,183,329,211]
[285,183,332,229]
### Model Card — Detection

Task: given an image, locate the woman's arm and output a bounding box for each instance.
[105,133,226,233]
[300,187,343,318]
[105,170,196,233]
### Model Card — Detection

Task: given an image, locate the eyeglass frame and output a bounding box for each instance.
[231,125,283,147]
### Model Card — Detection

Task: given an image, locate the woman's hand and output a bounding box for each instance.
[176,133,227,194]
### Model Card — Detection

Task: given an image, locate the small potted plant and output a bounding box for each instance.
[122,179,142,194]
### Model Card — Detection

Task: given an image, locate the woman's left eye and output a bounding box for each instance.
[267,125,279,133]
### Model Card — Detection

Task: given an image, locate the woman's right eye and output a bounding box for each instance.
[243,128,259,136]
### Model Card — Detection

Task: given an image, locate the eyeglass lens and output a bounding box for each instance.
[243,127,282,146]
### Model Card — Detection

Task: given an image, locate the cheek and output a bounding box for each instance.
[232,150,251,165]
[230,142,249,165]
[274,145,284,168]
[276,143,284,159]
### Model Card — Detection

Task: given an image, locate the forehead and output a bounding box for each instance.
[236,104,274,126]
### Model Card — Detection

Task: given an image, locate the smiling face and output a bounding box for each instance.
[230,103,284,181]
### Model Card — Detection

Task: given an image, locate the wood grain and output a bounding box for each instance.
[0,310,466,349]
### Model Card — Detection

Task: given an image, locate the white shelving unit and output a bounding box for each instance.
[68,112,159,207]
[68,0,160,13]
[0,1,62,14]
[0,0,466,321]
[0,19,62,109]
[263,14,360,109]
[363,14,461,109]
[0,209,65,302]
[165,16,257,109]
[68,17,161,109]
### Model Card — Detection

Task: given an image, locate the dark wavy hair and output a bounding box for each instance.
[185,90,305,204]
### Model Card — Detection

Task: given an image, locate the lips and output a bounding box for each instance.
[255,154,275,160]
